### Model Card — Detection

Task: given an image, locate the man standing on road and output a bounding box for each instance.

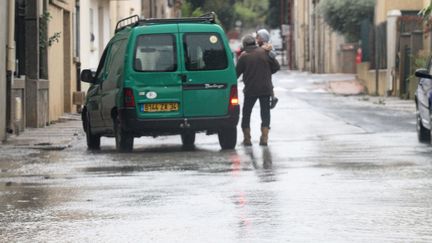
[236,35,280,146]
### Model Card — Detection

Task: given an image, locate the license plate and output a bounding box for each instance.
[143,103,179,112]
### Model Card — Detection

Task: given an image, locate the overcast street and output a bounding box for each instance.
[1,70,432,242]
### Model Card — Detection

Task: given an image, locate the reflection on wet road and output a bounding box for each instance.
[1,72,432,242]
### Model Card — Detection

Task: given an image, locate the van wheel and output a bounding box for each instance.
[114,118,134,152]
[181,131,195,147]
[85,113,101,150]
[218,127,237,150]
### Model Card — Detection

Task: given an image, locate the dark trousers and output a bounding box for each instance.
[241,95,271,129]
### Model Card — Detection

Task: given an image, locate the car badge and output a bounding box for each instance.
[205,84,224,89]
[209,35,218,44]
[146,91,157,99]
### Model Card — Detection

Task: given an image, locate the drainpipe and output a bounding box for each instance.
[7,0,15,74]
[6,0,16,134]
[150,0,153,18]
[386,10,401,96]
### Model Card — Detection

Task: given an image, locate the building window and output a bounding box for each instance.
[90,8,95,52]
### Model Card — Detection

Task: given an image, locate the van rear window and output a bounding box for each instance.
[184,33,228,71]
[134,34,177,72]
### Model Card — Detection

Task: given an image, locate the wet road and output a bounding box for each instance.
[1,71,432,242]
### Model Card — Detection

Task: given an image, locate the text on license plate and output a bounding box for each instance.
[143,103,179,112]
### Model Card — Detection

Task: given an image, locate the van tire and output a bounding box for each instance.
[181,131,195,147]
[218,127,237,150]
[85,113,101,150]
[114,118,134,152]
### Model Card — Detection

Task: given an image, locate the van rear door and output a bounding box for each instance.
[179,25,236,118]
[129,25,183,119]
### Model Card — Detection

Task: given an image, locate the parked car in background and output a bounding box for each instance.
[415,62,432,143]
[81,14,239,152]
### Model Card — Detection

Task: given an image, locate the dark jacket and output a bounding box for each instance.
[236,45,280,97]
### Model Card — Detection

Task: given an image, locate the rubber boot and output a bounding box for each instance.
[242,128,252,146]
[259,127,269,146]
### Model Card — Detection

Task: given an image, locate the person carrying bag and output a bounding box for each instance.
[236,35,280,146]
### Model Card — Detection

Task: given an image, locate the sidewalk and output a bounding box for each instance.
[2,113,84,150]
[327,78,415,113]
[328,79,365,96]
[354,95,416,113]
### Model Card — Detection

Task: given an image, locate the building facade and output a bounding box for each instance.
[48,0,79,121]
[142,0,180,19]
[79,0,139,75]
[376,0,424,97]
[1,0,183,142]
[21,0,50,128]
[375,0,424,24]
[291,0,345,73]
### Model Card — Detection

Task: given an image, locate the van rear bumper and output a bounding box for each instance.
[118,106,239,136]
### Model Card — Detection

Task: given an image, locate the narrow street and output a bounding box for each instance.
[1,70,432,242]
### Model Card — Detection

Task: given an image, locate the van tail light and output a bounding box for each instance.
[123,88,135,107]
[229,85,239,110]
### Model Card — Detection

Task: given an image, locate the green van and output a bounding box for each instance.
[81,14,239,151]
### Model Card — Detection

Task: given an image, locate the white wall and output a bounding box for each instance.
[80,0,112,91]
[80,0,142,92]
[80,0,140,71]
[79,0,92,70]
[109,0,141,36]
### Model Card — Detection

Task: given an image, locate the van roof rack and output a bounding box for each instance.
[115,15,140,33]
[115,12,216,33]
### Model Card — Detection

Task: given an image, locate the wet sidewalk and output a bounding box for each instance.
[327,77,415,113]
[2,113,84,150]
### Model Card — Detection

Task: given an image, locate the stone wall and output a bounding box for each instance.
[356,62,387,96]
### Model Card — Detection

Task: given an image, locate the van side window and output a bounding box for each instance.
[94,47,109,82]
[104,39,128,89]
[134,34,177,72]
[184,33,228,71]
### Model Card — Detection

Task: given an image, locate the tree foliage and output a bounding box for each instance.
[189,0,206,10]
[266,0,280,29]
[419,3,432,19]
[234,0,268,28]
[419,3,432,32]
[317,0,375,41]
[204,0,237,30]
[181,1,203,17]
[182,0,269,31]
